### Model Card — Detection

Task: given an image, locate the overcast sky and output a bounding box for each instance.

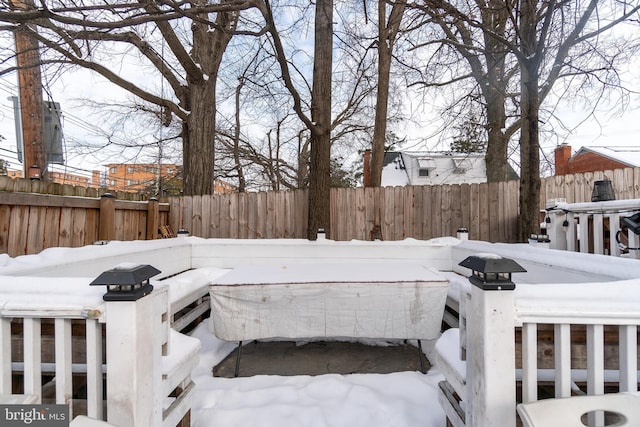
[1,19,639,180]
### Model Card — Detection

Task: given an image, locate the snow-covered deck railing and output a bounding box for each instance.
[4,236,638,427]
[437,240,640,427]
[0,274,200,427]
[0,277,105,418]
[546,198,640,259]
[0,236,461,425]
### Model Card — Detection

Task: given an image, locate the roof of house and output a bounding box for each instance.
[573,146,640,168]
[381,151,488,186]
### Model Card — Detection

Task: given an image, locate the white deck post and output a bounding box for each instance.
[467,285,516,427]
[459,255,523,427]
[104,293,162,427]
[91,264,164,427]
[547,210,567,250]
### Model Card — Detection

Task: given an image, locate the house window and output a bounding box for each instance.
[127,167,133,173]
[110,167,117,173]
[110,180,116,186]
[452,158,473,174]
[417,158,436,177]
[127,180,132,185]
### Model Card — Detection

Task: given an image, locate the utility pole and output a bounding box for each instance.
[11,0,46,180]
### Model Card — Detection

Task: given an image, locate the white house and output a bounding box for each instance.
[380,151,488,186]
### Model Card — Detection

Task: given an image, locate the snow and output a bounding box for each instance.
[576,146,640,168]
[2,237,640,426]
[380,161,409,186]
[211,262,445,285]
[0,275,104,313]
[188,324,446,427]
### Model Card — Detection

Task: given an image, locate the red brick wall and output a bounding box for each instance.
[568,152,628,175]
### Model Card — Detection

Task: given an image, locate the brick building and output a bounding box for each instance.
[106,163,178,192]
[107,163,236,194]
[5,168,91,187]
[554,145,640,175]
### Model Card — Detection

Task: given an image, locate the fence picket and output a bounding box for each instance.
[237,193,248,239]
[201,195,211,238]
[191,195,202,237]
[354,187,366,240]
[5,167,640,256]
[26,205,46,255]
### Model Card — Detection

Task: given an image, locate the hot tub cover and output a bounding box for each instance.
[209,263,449,341]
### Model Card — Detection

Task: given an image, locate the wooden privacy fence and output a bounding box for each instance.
[540,167,640,204]
[166,182,520,243]
[0,192,169,257]
[3,166,640,257]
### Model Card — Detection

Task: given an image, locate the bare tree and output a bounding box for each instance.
[509,0,640,240]
[369,0,407,188]
[412,0,640,240]
[0,0,260,195]
[411,1,520,182]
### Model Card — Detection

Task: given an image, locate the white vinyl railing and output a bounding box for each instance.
[437,277,640,427]
[546,198,640,258]
[0,314,104,418]
[0,275,205,427]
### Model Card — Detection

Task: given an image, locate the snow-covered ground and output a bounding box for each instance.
[188,324,446,427]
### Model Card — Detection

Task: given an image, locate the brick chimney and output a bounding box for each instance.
[363,149,372,187]
[554,144,572,176]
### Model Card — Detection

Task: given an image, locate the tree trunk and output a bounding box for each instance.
[183,80,217,196]
[484,96,509,183]
[234,78,246,192]
[369,0,405,187]
[182,6,236,196]
[517,0,542,242]
[307,0,333,239]
[518,60,541,242]
[483,58,509,182]
[481,0,509,183]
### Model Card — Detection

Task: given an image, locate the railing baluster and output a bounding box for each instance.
[0,318,11,394]
[554,323,572,398]
[54,318,73,411]
[23,318,42,397]
[592,215,604,255]
[608,214,621,257]
[619,325,638,393]
[86,318,104,420]
[522,322,538,403]
[587,324,604,427]
[629,232,640,260]
[567,212,576,252]
[578,214,590,253]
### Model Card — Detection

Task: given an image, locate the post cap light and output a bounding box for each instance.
[459,255,526,291]
[90,264,160,301]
